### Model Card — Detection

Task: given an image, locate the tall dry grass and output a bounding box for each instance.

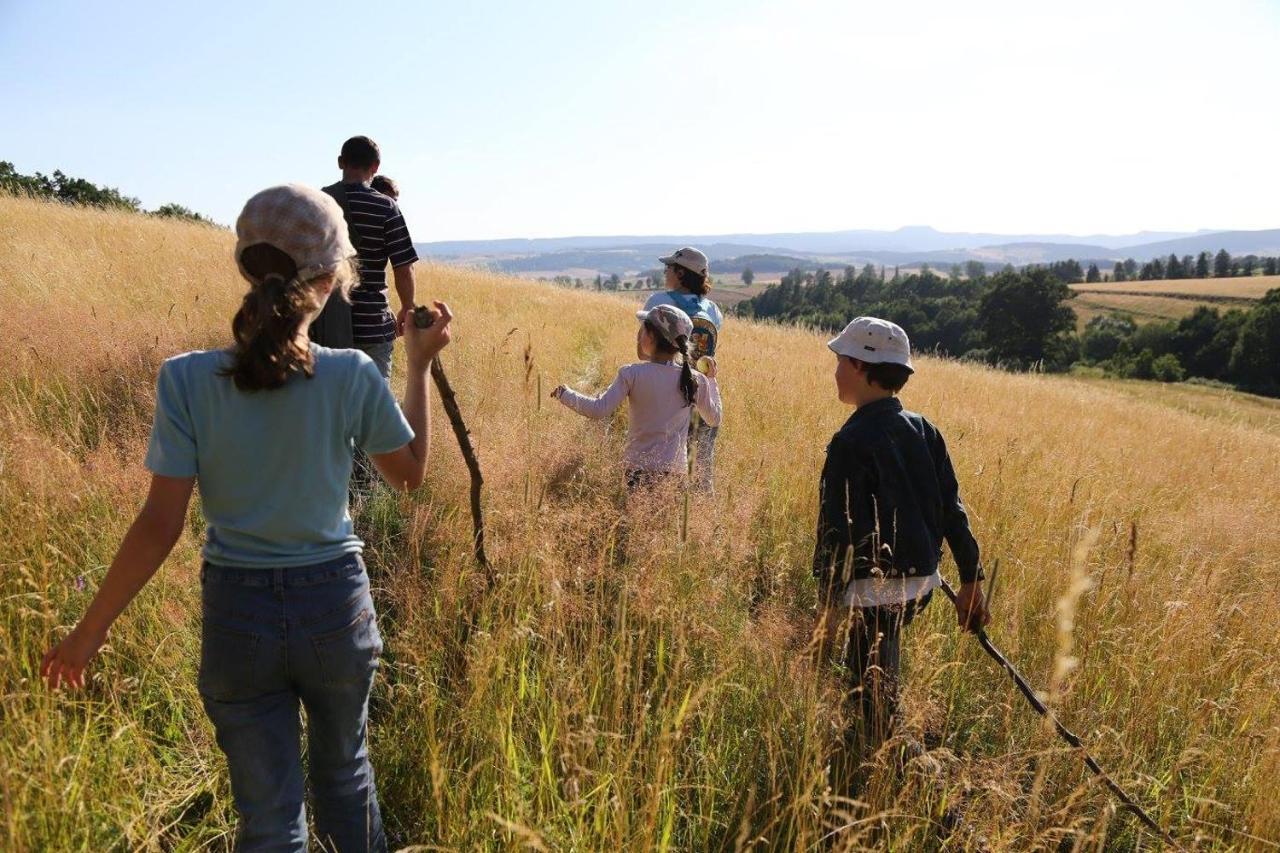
[2,195,1279,850]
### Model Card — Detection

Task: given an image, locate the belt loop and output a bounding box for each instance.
[273,567,284,593]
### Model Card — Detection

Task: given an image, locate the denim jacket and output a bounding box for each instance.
[813,397,982,605]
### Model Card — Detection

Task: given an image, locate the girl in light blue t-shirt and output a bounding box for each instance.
[42,184,454,852]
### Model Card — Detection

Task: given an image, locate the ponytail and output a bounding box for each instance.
[674,265,711,296]
[223,243,330,391]
[677,336,698,408]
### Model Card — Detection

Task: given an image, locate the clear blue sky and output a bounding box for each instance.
[2,0,1278,239]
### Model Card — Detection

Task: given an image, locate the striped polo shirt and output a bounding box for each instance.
[339,181,419,345]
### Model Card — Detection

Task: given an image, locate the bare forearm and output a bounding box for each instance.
[402,365,431,470]
[393,265,416,313]
[79,513,182,635]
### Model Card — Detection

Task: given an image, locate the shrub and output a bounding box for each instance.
[1151,353,1185,382]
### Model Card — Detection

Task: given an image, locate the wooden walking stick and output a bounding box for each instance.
[414,306,489,576]
[940,577,1180,849]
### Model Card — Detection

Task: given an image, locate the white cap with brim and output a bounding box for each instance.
[658,246,709,277]
[828,316,914,372]
[234,184,356,283]
[636,304,694,346]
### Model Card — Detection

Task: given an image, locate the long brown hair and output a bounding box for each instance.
[222,243,349,391]
[673,265,711,296]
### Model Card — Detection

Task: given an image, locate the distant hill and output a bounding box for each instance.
[1112,229,1280,259]
[416,226,1209,260]
[416,226,1280,279]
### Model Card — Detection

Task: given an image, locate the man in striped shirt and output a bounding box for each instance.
[328,135,419,379]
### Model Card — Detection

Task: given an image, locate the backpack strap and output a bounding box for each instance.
[321,181,361,252]
[310,182,359,349]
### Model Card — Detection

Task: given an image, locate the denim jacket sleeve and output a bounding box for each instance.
[930,427,983,583]
[812,437,872,606]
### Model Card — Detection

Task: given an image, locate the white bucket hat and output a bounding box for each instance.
[828,316,914,372]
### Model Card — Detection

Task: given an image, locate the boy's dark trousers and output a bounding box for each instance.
[838,593,931,767]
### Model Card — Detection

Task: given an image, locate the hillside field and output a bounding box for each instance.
[2,196,1280,850]
[1069,277,1274,329]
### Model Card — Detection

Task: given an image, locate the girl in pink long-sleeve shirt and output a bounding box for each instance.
[552,304,721,489]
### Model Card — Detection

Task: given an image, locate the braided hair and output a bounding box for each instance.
[645,320,698,407]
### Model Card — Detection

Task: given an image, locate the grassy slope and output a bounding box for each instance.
[3,196,1279,850]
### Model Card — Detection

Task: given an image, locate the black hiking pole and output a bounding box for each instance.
[940,577,1181,849]
[414,306,490,577]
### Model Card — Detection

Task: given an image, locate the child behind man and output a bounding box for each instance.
[813,317,990,766]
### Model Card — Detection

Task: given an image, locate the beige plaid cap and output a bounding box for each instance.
[635,303,694,345]
[234,184,355,282]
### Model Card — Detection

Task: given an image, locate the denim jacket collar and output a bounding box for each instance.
[850,396,903,423]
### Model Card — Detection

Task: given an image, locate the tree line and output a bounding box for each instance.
[1,161,218,226]
[737,264,1280,397]
[540,272,667,292]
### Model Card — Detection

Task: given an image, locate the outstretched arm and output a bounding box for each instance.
[42,474,195,690]
[553,368,632,419]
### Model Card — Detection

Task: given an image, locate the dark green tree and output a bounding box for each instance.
[1195,251,1211,278]
[154,203,215,225]
[1228,290,1280,392]
[1214,249,1232,277]
[977,268,1077,368]
[1086,263,1101,283]
[741,267,754,286]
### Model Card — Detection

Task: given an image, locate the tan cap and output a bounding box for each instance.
[659,246,709,277]
[234,184,355,283]
[828,316,914,372]
[636,304,694,346]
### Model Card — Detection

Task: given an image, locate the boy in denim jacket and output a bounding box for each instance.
[814,317,990,756]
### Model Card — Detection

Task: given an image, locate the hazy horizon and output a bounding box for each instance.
[3,0,1278,240]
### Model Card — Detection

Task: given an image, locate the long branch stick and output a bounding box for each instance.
[429,356,489,575]
[414,306,489,577]
[940,577,1180,849]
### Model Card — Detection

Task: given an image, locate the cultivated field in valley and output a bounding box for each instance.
[1069,276,1274,329]
[2,196,1279,850]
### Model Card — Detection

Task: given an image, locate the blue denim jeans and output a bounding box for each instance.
[688,421,718,491]
[356,341,394,382]
[199,555,386,853]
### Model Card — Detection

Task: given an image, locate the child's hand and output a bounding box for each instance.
[953,581,990,633]
[551,385,567,400]
[41,622,108,690]
[404,301,453,372]
[696,356,717,379]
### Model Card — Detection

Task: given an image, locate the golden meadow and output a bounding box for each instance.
[2,195,1278,851]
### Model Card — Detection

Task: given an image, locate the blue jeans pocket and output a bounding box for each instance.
[311,607,383,686]
[198,622,260,701]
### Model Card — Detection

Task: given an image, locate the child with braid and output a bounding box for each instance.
[552,304,721,490]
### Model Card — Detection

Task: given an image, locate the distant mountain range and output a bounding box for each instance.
[416,226,1280,277]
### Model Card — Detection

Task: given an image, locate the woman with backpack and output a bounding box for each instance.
[642,247,724,489]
